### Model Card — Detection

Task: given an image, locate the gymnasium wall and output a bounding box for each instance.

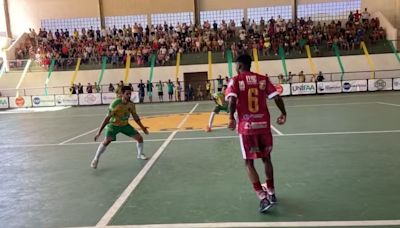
[102,0,194,16]
[6,0,400,36]
[1,53,399,96]
[198,0,293,10]
[8,0,99,36]
[361,0,399,28]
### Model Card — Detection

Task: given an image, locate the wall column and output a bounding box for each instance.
[4,0,12,38]
[98,0,105,29]
[194,0,200,25]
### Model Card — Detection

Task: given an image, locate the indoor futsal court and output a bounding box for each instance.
[1,92,400,228]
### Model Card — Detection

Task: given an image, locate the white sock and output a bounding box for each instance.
[208,112,216,128]
[137,142,144,157]
[94,143,107,160]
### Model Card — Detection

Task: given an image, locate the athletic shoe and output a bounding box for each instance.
[268,193,277,204]
[137,154,148,160]
[259,198,273,213]
[91,159,98,169]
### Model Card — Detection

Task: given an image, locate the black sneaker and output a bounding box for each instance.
[259,198,273,213]
[268,193,277,204]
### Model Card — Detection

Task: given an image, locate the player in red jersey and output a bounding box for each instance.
[226,54,287,213]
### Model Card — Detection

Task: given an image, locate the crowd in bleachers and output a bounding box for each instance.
[15,8,386,70]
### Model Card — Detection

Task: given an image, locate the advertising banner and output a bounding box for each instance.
[274,84,291,96]
[79,93,102,106]
[291,83,316,95]
[342,80,368,92]
[317,81,342,94]
[0,97,9,109]
[55,95,79,106]
[32,95,55,107]
[368,79,393,91]
[9,96,32,108]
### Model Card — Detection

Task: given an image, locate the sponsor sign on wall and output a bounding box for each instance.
[342,80,368,92]
[9,96,32,108]
[79,93,102,105]
[291,83,316,95]
[31,96,55,107]
[317,81,342,94]
[55,95,79,106]
[0,97,9,109]
[101,93,117,104]
[274,84,291,96]
[394,78,400,90]
[368,79,393,91]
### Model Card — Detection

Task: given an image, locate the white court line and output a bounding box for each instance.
[282,92,400,101]
[283,129,400,136]
[376,102,400,107]
[96,103,199,227]
[280,102,376,108]
[58,128,99,145]
[271,125,284,135]
[68,219,400,228]
[3,129,400,149]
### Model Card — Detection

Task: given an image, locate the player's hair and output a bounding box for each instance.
[121,86,132,93]
[236,54,252,69]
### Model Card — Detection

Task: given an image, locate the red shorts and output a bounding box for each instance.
[239,133,273,160]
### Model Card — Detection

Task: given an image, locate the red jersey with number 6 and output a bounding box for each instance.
[226,72,279,135]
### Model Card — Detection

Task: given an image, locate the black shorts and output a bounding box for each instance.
[217,88,222,92]
[158,92,163,96]
[168,92,173,95]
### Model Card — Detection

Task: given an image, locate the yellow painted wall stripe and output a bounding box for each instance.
[208,51,212,80]
[69,58,81,86]
[360,41,376,79]
[175,52,181,80]
[124,54,131,83]
[15,60,32,97]
[306,45,318,77]
[252,48,260,73]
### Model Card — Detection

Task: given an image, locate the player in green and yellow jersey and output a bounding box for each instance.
[205,85,229,132]
[91,86,149,169]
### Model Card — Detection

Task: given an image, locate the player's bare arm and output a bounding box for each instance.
[228,96,237,130]
[274,96,287,125]
[132,113,149,135]
[94,114,112,141]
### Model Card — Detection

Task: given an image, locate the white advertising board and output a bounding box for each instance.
[55,95,79,106]
[368,79,393,91]
[0,97,9,109]
[9,96,32,108]
[291,83,316,95]
[317,81,342,94]
[274,84,291,96]
[342,80,368,92]
[31,95,55,107]
[101,93,117,104]
[79,93,102,105]
[393,78,400,90]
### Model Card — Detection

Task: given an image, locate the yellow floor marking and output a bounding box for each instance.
[129,112,229,132]
[181,112,229,130]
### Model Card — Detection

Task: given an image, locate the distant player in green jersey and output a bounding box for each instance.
[91,86,149,169]
[156,80,164,102]
[205,85,229,132]
[167,79,174,102]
